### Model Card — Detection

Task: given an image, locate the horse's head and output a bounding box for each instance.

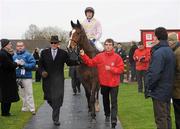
[68,20,84,50]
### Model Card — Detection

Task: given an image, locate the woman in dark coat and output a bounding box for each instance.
[0,39,19,116]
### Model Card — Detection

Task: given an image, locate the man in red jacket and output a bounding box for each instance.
[133,42,150,93]
[80,38,124,129]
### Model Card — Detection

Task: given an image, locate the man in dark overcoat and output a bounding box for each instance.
[39,35,79,126]
[0,39,20,116]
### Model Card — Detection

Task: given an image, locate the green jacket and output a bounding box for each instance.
[173,43,180,99]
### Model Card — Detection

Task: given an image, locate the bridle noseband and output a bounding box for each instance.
[67,30,83,57]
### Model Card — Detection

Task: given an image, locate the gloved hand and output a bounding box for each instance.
[42,71,48,78]
[139,56,145,62]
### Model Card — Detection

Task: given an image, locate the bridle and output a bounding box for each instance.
[67,30,82,57]
[69,38,79,45]
[67,28,85,50]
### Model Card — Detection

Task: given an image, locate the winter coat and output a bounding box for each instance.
[39,48,78,107]
[0,49,19,102]
[172,42,180,99]
[13,50,36,79]
[145,40,175,102]
[133,48,150,71]
[81,50,124,87]
[129,45,138,64]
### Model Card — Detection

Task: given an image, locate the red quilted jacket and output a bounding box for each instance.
[81,50,124,87]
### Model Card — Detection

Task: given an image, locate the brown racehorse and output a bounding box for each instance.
[67,20,100,123]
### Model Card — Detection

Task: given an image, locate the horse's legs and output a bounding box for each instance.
[90,81,98,122]
[84,87,91,112]
[90,90,96,123]
[95,84,100,112]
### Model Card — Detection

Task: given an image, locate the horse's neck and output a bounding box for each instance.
[80,35,97,58]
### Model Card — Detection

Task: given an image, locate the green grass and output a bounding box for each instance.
[0,82,44,129]
[118,82,175,129]
[64,65,70,79]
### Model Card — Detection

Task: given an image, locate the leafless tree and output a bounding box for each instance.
[24,24,69,44]
[24,24,41,40]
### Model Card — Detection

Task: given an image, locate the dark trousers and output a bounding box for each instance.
[1,102,11,115]
[71,77,81,94]
[47,101,60,122]
[130,62,136,81]
[173,99,180,129]
[101,86,119,124]
[120,74,124,83]
[152,98,172,129]
[136,70,146,92]
[35,70,41,82]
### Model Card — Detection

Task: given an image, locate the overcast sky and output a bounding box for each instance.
[0,0,180,42]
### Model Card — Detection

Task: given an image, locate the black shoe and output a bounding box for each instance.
[111,123,116,128]
[2,113,11,116]
[54,121,60,126]
[31,111,36,115]
[73,93,77,96]
[105,116,110,122]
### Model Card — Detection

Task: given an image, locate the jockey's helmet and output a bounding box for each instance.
[85,7,95,16]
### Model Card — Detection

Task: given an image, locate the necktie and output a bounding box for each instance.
[52,49,56,60]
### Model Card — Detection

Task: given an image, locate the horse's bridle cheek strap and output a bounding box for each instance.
[70,39,78,44]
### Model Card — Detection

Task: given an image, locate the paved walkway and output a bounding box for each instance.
[24,79,123,129]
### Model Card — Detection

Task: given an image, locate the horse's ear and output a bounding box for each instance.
[71,20,75,28]
[77,20,81,28]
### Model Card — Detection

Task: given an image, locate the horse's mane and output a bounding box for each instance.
[79,26,98,58]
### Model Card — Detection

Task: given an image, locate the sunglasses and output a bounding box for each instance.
[51,42,59,44]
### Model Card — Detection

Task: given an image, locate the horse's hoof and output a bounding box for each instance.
[91,119,96,123]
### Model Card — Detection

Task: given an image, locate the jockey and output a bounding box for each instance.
[82,7,104,52]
